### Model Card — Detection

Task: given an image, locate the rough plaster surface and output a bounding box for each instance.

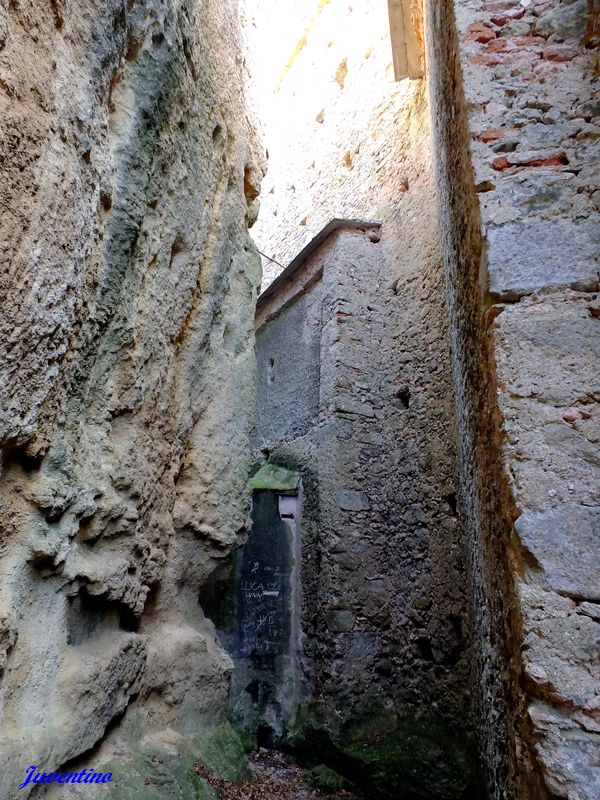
[246,0,420,284]
[0,0,262,795]
[425,0,600,797]
[254,277,323,449]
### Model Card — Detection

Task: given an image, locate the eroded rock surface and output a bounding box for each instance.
[0,0,262,794]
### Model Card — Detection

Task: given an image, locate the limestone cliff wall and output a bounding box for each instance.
[425,1,600,798]
[0,0,262,795]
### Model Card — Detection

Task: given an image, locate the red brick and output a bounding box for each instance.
[492,156,511,170]
[478,127,518,142]
[492,152,568,170]
[490,9,525,24]
[563,407,583,424]
[466,23,497,44]
[515,36,545,47]
[470,53,505,66]
[485,1,521,12]
[477,30,497,43]
[533,61,563,79]
[526,154,568,167]
[487,38,509,52]
[543,44,579,62]
[468,23,493,32]
[485,1,517,7]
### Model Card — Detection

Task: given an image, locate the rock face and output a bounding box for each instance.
[0,0,262,795]
[425,0,600,798]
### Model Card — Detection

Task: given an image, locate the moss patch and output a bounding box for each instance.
[250,464,300,493]
[72,756,218,800]
[304,764,346,795]
[186,720,249,784]
[287,706,485,800]
[74,717,247,799]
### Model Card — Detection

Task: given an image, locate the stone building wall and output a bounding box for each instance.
[244,3,482,792]
[250,220,481,797]
[424,1,600,798]
[0,0,263,796]
[254,276,323,450]
[311,224,473,743]
[246,0,425,282]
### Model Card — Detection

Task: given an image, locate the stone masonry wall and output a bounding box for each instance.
[313,225,474,755]
[253,222,481,797]
[246,0,423,280]
[425,0,600,798]
[254,275,323,451]
[244,1,484,794]
[0,0,262,796]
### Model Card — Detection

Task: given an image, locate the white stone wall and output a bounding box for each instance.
[243,0,413,285]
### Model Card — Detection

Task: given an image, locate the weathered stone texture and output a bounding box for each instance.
[0,0,262,795]
[245,2,479,794]
[311,224,473,741]
[247,0,422,283]
[487,217,599,297]
[425,0,600,797]
[252,224,479,797]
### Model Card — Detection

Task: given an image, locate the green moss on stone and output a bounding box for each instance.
[237,729,259,753]
[186,720,249,783]
[72,756,213,800]
[287,705,484,800]
[250,463,300,493]
[75,717,246,799]
[304,764,346,794]
[341,717,480,800]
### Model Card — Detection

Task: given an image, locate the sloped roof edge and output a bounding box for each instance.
[256,218,381,310]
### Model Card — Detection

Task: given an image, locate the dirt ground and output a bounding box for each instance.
[195,749,354,800]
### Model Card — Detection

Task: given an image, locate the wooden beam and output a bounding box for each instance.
[387,0,424,80]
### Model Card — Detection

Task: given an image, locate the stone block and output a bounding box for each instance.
[325,610,355,633]
[487,216,600,297]
[338,490,371,512]
[494,294,600,511]
[334,397,376,418]
[533,0,588,40]
[250,463,300,493]
[529,701,600,800]
[515,505,600,601]
[495,293,600,406]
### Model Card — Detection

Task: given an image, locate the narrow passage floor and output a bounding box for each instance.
[195,749,356,800]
